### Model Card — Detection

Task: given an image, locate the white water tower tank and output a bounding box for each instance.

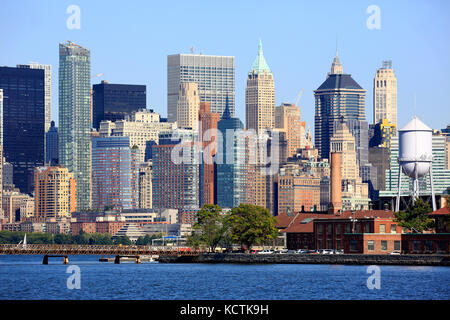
[398,116,433,178]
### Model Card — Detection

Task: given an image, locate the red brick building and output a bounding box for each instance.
[280,209,450,254]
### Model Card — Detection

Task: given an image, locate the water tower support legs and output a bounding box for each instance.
[396,165,402,212]
[429,166,437,212]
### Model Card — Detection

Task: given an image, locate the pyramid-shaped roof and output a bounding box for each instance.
[315,73,363,91]
[399,116,432,132]
[250,40,271,74]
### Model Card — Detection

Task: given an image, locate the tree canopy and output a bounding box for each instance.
[394,198,435,233]
[187,204,230,252]
[228,204,279,250]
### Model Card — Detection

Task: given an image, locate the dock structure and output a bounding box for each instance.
[0,244,201,265]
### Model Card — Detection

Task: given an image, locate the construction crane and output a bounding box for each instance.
[295,88,304,106]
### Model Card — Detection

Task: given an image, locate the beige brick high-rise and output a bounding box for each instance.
[177,82,200,131]
[373,60,397,126]
[246,40,275,133]
[275,103,306,157]
[330,121,370,210]
[34,165,77,219]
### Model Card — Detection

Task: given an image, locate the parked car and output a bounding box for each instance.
[257,249,274,255]
[295,249,307,254]
[390,250,401,255]
[249,249,258,254]
[286,250,297,254]
[334,249,344,255]
[317,249,334,254]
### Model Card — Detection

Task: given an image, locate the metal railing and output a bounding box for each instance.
[0,244,202,256]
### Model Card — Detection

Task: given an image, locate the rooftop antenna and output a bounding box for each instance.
[190,46,194,54]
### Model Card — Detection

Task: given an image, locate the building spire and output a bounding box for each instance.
[330,46,343,75]
[222,94,231,119]
[250,39,271,74]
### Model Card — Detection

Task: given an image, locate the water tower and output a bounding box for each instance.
[396,116,436,211]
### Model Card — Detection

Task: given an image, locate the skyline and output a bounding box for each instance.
[1,0,449,133]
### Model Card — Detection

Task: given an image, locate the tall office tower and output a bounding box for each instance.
[330,122,359,180]
[34,166,76,219]
[177,82,200,130]
[275,103,306,157]
[92,136,140,211]
[0,66,45,194]
[99,109,176,163]
[139,161,152,209]
[167,53,235,122]
[198,102,220,206]
[216,102,247,208]
[373,60,397,126]
[45,121,58,165]
[314,52,366,160]
[152,130,200,210]
[246,40,275,133]
[17,63,52,132]
[92,81,146,129]
[59,41,92,211]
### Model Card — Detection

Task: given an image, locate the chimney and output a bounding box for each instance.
[329,152,342,214]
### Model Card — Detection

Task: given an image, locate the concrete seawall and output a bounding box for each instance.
[158,253,450,266]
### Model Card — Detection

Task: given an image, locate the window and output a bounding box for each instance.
[345,224,351,233]
[367,240,374,251]
[379,224,386,233]
[413,241,421,252]
[394,241,400,251]
[425,241,434,252]
[381,240,388,251]
[318,224,323,235]
[350,240,358,252]
[327,240,333,249]
[364,223,370,233]
[390,224,397,234]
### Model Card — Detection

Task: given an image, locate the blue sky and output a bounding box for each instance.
[1,0,449,132]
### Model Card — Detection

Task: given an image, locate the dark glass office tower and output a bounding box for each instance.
[92,81,146,129]
[0,66,45,194]
[314,52,366,160]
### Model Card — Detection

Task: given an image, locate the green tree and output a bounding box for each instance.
[113,236,132,245]
[394,198,435,233]
[228,204,279,251]
[188,204,228,252]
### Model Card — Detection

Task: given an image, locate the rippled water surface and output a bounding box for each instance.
[0,255,449,300]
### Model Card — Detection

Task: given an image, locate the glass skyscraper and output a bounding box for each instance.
[59,41,92,211]
[92,81,146,129]
[216,102,247,208]
[0,66,45,194]
[167,54,235,122]
[314,53,366,160]
[92,136,140,211]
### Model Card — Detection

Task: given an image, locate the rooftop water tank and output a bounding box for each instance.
[398,116,433,178]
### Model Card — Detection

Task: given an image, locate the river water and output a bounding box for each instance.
[0,255,448,300]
